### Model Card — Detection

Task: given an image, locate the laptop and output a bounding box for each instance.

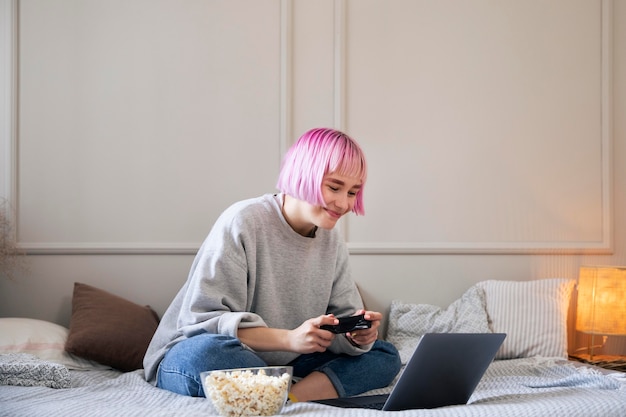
[312,332,506,411]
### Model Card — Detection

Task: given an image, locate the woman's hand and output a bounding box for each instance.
[285,314,339,354]
[345,309,380,347]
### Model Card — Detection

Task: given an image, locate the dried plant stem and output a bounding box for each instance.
[0,198,25,280]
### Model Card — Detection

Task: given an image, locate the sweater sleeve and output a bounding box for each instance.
[175,229,267,339]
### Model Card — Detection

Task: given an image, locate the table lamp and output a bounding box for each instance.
[575,265,626,360]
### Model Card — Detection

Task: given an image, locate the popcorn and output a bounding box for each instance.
[203,368,291,417]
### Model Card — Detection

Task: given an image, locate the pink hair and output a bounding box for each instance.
[276,128,367,215]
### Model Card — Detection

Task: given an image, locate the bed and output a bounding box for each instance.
[1,279,625,417]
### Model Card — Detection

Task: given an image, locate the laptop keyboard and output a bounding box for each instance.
[361,402,385,410]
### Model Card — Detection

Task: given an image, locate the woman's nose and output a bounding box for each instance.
[334,194,350,210]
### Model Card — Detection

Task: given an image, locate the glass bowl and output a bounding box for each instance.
[200,366,293,417]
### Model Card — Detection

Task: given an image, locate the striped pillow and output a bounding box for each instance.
[387,285,491,364]
[477,279,575,359]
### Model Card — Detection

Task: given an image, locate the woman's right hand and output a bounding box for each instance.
[287,314,338,354]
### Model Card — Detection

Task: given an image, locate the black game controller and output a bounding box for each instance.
[320,314,372,334]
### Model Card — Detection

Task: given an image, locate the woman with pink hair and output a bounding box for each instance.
[143,128,401,402]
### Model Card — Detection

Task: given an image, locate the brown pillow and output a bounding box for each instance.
[65,282,160,372]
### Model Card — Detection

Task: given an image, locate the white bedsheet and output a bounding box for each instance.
[0,358,624,417]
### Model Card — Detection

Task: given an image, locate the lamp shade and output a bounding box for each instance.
[576,266,626,336]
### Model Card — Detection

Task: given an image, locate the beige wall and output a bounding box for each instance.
[1,0,625,355]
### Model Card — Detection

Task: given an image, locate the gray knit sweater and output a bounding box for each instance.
[143,193,369,384]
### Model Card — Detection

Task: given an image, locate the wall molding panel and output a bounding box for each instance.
[344,0,613,254]
[14,0,289,255]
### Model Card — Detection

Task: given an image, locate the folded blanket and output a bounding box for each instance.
[0,353,71,389]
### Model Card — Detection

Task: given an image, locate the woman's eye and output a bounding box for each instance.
[348,191,357,197]
[328,186,339,192]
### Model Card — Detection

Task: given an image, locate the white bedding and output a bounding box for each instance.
[2,280,624,416]
[1,358,624,417]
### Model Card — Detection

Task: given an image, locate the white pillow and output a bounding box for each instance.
[476,279,575,359]
[0,318,110,370]
[387,285,491,364]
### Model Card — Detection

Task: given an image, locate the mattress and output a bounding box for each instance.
[1,357,625,417]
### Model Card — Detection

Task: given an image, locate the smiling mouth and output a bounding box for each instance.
[325,208,343,219]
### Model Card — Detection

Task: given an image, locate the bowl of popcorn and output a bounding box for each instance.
[200,366,293,417]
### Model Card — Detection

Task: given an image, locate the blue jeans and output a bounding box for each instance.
[156,333,401,398]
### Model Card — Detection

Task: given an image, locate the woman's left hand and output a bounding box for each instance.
[346,309,380,347]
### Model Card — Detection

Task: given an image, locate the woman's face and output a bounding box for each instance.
[310,171,362,230]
